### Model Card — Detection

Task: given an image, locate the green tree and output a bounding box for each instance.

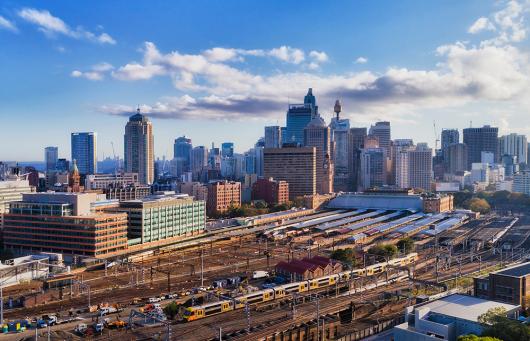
[396,238,415,254]
[465,198,491,214]
[163,301,180,320]
[482,316,530,341]
[457,335,501,341]
[478,307,507,325]
[368,244,398,259]
[330,248,357,268]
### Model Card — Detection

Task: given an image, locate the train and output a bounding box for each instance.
[182,252,418,321]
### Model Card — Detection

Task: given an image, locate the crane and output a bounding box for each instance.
[433,121,440,150]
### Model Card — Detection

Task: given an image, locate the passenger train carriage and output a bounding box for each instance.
[182,252,418,321]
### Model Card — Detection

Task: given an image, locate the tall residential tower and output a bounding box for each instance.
[124,109,154,184]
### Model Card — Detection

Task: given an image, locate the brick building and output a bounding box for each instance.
[474,262,530,308]
[206,180,241,216]
[252,177,289,205]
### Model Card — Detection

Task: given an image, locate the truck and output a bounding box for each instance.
[99,306,119,316]
[252,271,269,279]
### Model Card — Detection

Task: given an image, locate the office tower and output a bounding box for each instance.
[252,178,289,205]
[265,126,282,148]
[44,147,58,173]
[463,125,499,169]
[349,127,368,190]
[364,135,380,149]
[221,142,234,158]
[116,193,205,243]
[173,136,193,177]
[244,150,256,174]
[206,180,241,216]
[407,145,433,190]
[263,147,316,199]
[191,146,208,180]
[369,121,391,155]
[304,114,334,194]
[513,171,530,195]
[481,151,495,164]
[3,192,128,256]
[124,109,155,185]
[441,129,460,150]
[208,144,221,171]
[359,148,386,190]
[446,143,468,174]
[285,88,318,145]
[329,100,351,192]
[501,154,518,177]
[0,180,34,227]
[390,139,414,186]
[500,133,528,165]
[56,158,70,173]
[71,132,97,175]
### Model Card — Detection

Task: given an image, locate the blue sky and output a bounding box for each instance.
[1,0,530,161]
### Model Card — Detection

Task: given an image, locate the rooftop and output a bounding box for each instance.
[494,262,530,278]
[418,294,519,322]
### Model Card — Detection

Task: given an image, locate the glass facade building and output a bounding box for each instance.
[71,132,97,175]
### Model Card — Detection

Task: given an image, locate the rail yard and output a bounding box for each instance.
[0,207,525,340]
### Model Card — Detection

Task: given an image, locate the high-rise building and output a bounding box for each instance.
[264,126,282,148]
[191,146,208,180]
[329,100,351,192]
[500,133,528,165]
[71,132,97,175]
[463,125,499,169]
[349,127,368,191]
[56,158,70,173]
[513,171,530,195]
[221,142,234,158]
[285,88,318,145]
[446,143,468,174]
[263,147,316,199]
[407,145,433,190]
[304,114,333,194]
[44,147,58,173]
[0,180,34,227]
[369,122,391,155]
[391,139,414,186]
[206,180,241,216]
[359,148,386,190]
[124,109,154,184]
[441,129,460,150]
[173,136,192,177]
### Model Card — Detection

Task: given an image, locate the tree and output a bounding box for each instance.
[330,248,357,268]
[482,316,530,341]
[368,244,398,259]
[396,238,415,254]
[163,302,180,320]
[457,335,501,341]
[478,307,507,325]
[466,198,491,214]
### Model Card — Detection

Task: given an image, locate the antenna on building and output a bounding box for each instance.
[433,121,440,150]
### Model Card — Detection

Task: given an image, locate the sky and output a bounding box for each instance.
[1,0,530,161]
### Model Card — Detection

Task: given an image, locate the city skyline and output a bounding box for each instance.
[2,0,530,161]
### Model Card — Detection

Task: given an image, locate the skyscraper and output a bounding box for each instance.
[359,148,386,190]
[71,132,97,175]
[329,99,351,192]
[463,125,499,169]
[349,127,368,191]
[124,109,154,184]
[285,88,318,145]
[304,114,333,194]
[263,147,316,199]
[500,133,528,165]
[446,143,468,174]
[221,142,234,158]
[264,126,282,148]
[441,129,459,150]
[44,146,58,173]
[407,145,433,190]
[369,121,391,155]
[191,146,208,180]
[173,136,192,177]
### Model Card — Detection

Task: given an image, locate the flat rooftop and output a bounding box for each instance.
[494,262,530,278]
[419,294,519,322]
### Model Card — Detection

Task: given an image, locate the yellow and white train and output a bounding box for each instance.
[182,252,418,321]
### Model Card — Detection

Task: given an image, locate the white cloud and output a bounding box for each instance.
[71,62,114,81]
[17,8,116,44]
[268,46,305,64]
[0,15,17,32]
[355,56,368,64]
[309,50,329,63]
[468,17,496,34]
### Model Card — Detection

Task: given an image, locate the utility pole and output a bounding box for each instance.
[200,249,204,288]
